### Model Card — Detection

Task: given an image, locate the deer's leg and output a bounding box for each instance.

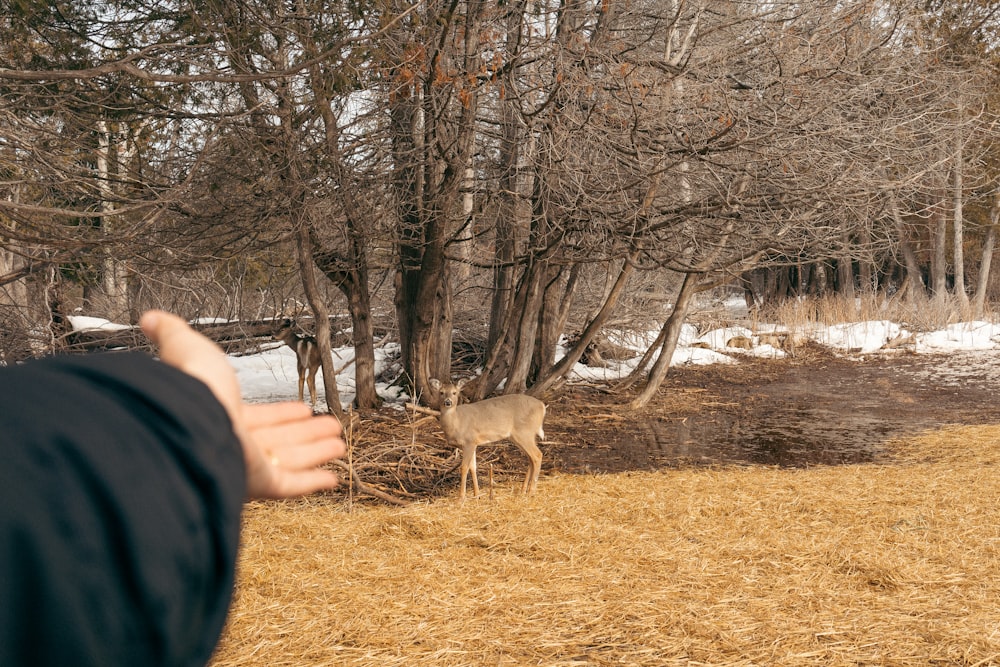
[459,445,469,500]
[296,367,307,402]
[514,437,543,495]
[460,444,479,499]
[527,451,542,494]
[306,366,318,406]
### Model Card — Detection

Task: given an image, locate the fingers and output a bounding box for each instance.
[244,403,345,462]
[242,402,347,500]
[243,401,328,430]
[265,438,345,475]
[248,449,343,500]
[243,403,343,447]
[267,468,343,499]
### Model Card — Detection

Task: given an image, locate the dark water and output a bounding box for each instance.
[544,350,1000,474]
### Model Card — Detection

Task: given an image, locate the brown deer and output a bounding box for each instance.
[429,378,546,500]
[274,319,321,406]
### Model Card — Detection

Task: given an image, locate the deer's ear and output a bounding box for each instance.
[429,378,441,391]
[456,378,468,390]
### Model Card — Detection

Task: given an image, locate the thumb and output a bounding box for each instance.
[140,310,242,417]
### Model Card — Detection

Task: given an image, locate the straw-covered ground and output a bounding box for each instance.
[211,421,1000,666]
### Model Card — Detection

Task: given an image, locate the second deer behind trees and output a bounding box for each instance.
[429,378,546,500]
[274,319,322,406]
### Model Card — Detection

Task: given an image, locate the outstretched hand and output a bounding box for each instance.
[139,310,345,499]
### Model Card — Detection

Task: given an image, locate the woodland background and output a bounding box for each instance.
[2,0,999,413]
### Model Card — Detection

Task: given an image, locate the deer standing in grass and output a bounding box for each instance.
[429,378,546,500]
[274,319,321,406]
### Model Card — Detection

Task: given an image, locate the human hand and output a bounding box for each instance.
[139,310,345,499]
[240,402,345,498]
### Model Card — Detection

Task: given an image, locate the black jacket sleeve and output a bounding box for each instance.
[0,352,246,667]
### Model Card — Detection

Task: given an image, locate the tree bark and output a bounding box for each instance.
[504,256,546,394]
[295,226,344,419]
[952,136,969,313]
[95,121,130,320]
[837,236,855,302]
[930,197,949,299]
[305,46,381,410]
[630,271,701,410]
[529,262,580,389]
[312,242,380,410]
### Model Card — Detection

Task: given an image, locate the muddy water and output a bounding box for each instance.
[546,350,1000,474]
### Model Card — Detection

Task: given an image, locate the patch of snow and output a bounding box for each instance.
[68,316,132,332]
[914,321,1000,352]
[815,321,902,354]
[77,312,1000,410]
[697,326,754,349]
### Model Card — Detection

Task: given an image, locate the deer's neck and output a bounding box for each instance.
[439,406,461,428]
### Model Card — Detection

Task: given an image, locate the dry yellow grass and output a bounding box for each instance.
[212,425,1000,666]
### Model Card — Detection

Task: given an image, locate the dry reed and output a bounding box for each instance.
[764,292,985,334]
[211,424,1000,666]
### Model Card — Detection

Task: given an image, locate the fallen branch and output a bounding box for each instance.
[330,460,409,506]
[405,403,440,417]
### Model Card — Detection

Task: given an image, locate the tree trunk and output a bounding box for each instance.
[504,257,547,394]
[45,265,72,351]
[476,271,526,399]
[531,263,580,388]
[488,63,523,353]
[452,165,475,285]
[0,201,28,310]
[952,141,969,313]
[888,189,924,300]
[857,222,874,294]
[433,261,454,387]
[630,271,700,409]
[486,0,530,354]
[811,261,828,296]
[400,236,451,401]
[347,287,380,410]
[797,261,810,296]
[533,253,635,395]
[95,121,130,319]
[972,193,1000,319]
[741,273,758,310]
[313,246,380,410]
[387,2,481,401]
[295,226,344,419]
[930,200,949,299]
[389,61,424,387]
[306,53,381,410]
[837,235,855,302]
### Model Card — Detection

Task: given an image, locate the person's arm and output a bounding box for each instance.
[0,311,345,667]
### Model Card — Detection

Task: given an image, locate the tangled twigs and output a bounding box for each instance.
[322,411,456,502]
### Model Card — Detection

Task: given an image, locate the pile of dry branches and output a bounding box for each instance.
[331,407,523,506]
